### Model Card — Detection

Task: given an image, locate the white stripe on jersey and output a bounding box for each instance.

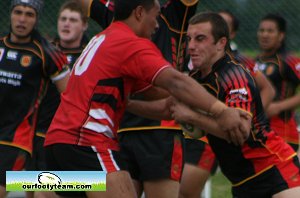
[84,122,114,138]
[89,109,114,127]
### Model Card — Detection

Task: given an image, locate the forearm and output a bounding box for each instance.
[126,99,172,120]
[187,113,227,140]
[155,69,226,116]
[276,94,300,112]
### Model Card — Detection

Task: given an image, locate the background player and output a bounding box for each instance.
[0,0,70,197]
[172,11,300,198]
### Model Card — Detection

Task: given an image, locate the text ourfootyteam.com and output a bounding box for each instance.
[22,183,92,191]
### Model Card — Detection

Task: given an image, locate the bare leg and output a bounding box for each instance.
[273,186,300,198]
[179,163,211,198]
[132,179,143,197]
[0,186,7,198]
[86,171,137,198]
[143,179,179,198]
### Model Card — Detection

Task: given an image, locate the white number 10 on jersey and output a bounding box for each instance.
[74,35,106,76]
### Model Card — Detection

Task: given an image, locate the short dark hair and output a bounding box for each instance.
[114,0,156,21]
[261,13,286,33]
[189,12,229,47]
[58,0,87,24]
[218,10,239,32]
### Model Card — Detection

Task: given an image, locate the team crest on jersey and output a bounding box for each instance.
[266,65,275,76]
[20,55,32,67]
[0,48,4,62]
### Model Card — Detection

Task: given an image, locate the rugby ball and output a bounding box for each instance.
[38,172,62,185]
[180,122,206,139]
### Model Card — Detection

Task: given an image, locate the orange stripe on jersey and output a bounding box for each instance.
[4,37,42,59]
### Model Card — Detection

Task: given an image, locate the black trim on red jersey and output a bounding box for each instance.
[92,94,117,111]
[97,77,124,100]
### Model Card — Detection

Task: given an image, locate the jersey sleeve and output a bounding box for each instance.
[283,55,300,84]
[160,0,198,31]
[131,80,153,94]
[42,39,70,82]
[121,39,171,85]
[220,66,255,114]
[89,0,114,29]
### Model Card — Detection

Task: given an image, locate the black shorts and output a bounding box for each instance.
[45,143,126,197]
[118,129,185,181]
[232,156,300,198]
[26,135,47,171]
[0,145,29,185]
[184,138,218,175]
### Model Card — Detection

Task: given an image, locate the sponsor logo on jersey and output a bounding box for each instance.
[228,87,248,102]
[0,48,4,62]
[20,55,32,67]
[229,87,248,95]
[7,50,18,60]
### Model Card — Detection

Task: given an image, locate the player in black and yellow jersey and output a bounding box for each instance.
[0,0,70,197]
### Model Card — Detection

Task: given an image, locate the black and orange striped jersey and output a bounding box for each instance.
[0,31,69,153]
[191,53,295,186]
[230,49,256,77]
[35,37,88,138]
[254,53,300,147]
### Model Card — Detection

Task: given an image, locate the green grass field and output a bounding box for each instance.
[211,170,231,198]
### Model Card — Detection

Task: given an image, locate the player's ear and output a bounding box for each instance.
[134,5,144,21]
[216,37,227,51]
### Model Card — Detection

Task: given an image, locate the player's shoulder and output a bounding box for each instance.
[285,53,300,68]
[33,32,64,58]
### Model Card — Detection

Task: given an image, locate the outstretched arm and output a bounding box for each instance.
[153,67,251,138]
[266,93,300,117]
[127,97,173,120]
[170,101,251,145]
